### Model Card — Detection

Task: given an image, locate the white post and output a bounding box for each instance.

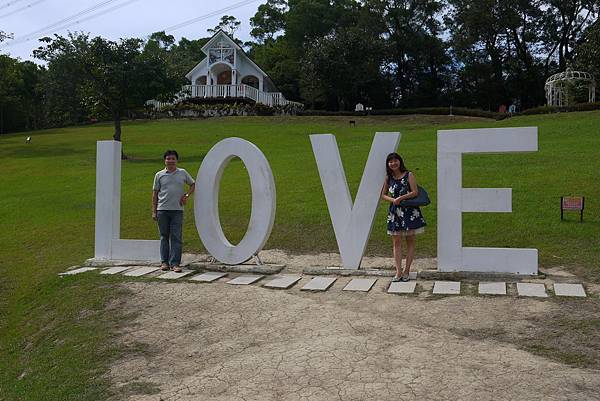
[95,141,121,259]
[437,127,538,275]
[310,132,401,269]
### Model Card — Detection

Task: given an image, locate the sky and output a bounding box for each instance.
[0,0,262,62]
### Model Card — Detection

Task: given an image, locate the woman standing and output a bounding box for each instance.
[381,153,426,282]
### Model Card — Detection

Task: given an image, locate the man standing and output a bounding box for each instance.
[152,150,195,272]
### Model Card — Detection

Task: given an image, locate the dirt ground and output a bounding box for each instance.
[106,250,600,401]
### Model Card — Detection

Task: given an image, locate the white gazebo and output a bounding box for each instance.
[545,69,596,106]
[179,30,301,108]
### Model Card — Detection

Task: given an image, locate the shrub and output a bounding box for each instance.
[519,102,600,115]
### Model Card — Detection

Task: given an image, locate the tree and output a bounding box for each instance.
[35,33,180,153]
[573,19,600,80]
[208,15,242,36]
[541,0,599,73]
[145,31,210,83]
[0,55,44,134]
[0,30,12,44]
[250,0,287,43]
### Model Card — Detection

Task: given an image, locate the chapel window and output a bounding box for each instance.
[209,40,234,65]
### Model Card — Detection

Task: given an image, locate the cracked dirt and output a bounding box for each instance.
[106,252,600,401]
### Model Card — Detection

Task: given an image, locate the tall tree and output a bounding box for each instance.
[34,33,180,150]
[250,0,287,43]
[541,0,599,73]
[0,55,44,134]
[208,15,242,36]
[573,19,600,80]
[372,0,450,107]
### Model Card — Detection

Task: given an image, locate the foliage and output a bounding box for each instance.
[572,19,600,80]
[246,0,599,111]
[0,55,45,134]
[149,101,303,118]
[0,30,13,44]
[2,1,600,133]
[33,33,181,143]
[208,15,242,36]
[298,106,504,119]
[520,101,600,115]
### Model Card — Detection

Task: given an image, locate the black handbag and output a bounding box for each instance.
[400,185,430,207]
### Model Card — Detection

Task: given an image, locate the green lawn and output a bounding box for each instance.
[1,112,599,400]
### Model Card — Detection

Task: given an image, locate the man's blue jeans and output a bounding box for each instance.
[157,210,184,266]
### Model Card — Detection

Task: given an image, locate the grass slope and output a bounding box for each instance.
[0,112,599,400]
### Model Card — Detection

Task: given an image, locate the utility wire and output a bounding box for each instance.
[0,0,46,19]
[31,0,140,39]
[163,0,260,32]
[2,0,261,49]
[0,0,26,10]
[3,0,124,46]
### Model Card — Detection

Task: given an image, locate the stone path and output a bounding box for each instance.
[59,266,590,299]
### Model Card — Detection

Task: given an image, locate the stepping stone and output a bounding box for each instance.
[516,283,548,298]
[388,281,417,294]
[123,266,160,277]
[101,266,134,275]
[343,278,377,292]
[478,282,507,295]
[189,272,227,282]
[158,270,195,280]
[301,277,336,291]
[59,267,97,276]
[433,281,461,295]
[264,275,302,289]
[227,275,264,285]
[553,283,586,297]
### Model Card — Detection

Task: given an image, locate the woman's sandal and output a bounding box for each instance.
[160,264,170,271]
[173,266,182,273]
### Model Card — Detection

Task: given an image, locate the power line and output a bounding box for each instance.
[33,0,140,38]
[0,0,46,19]
[163,0,260,32]
[3,0,124,46]
[2,0,261,49]
[0,0,26,10]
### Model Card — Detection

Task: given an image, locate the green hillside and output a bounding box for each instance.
[0,112,599,400]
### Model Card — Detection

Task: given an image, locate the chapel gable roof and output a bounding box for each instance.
[200,30,243,54]
[185,30,275,90]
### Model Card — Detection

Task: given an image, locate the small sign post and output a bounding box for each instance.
[561,196,585,222]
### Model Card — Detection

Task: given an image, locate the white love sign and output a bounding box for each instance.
[94,127,538,274]
[310,132,400,268]
[194,137,276,265]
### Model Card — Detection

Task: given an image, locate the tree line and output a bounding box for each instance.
[0,0,599,135]
[248,0,599,111]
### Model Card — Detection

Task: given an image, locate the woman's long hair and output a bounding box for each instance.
[386,153,407,181]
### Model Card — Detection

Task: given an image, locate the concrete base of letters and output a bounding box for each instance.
[189,262,284,275]
[304,267,417,280]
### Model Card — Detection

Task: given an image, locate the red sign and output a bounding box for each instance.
[562,197,584,210]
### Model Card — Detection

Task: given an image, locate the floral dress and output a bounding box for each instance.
[387,172,426,236]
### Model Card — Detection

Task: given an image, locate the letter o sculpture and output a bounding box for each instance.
[195,137,276,265]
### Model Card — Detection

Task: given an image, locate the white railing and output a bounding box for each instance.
[147,84,303,110]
